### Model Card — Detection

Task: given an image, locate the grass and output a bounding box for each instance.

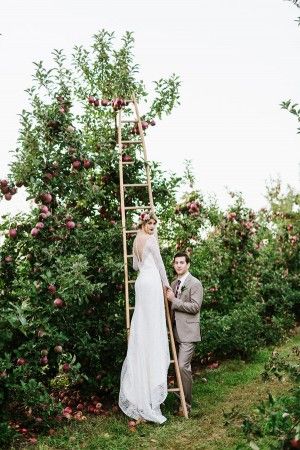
[15,331,300,450]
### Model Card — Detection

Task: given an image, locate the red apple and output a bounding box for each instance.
[35,222,44,229]
[122,154,133,162]
[76,403,84,411]
[83,159,91,169]
[189,202,199,212]
[31,228,40,237]
[113,98,124,110]
[40,356,48,365]
[39,205,49,214]
[53,298,64,308]
[88,95,95,105]
[4,193,12,201]
[5,255,13,263]
[149,119,156,126]
[141,121,148,130]
[9,228,17,238]
[72,160,81,170]
[17,357,26,366]
[42,193,52,204]
[48,284,56,294]
[62,363,70,372]
[1,185,10,194]
[66,221,75,229]
[0,179,8,187]
[290,439,300,449]
[94,98,100,107]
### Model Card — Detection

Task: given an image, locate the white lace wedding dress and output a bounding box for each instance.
[118,232,170,424]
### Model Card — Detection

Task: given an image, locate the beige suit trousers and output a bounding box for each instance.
[176,340,195,408]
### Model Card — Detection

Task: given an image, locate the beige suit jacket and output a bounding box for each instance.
[171,273,203,343]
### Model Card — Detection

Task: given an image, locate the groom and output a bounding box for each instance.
[166,252,203,415]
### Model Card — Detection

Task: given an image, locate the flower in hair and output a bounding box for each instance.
[139,212,150,222]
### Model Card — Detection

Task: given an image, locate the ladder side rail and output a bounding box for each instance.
[117,109,130,335]
[132,94,155,212]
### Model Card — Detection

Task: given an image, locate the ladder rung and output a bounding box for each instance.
[127,254,133,258]
[129,306,135,310]
[123,184,148,188]
[125,230,138,234]
[168,388,180,392]
[122,140,142,145]
[121,120,137,123]
[128,280,135,284]
[124,205,150,210]
[122,161,135,165]
[170,360,175,363]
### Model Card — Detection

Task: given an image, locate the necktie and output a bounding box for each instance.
[175,279,181,298]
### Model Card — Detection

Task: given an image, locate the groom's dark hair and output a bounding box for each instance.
[173,252,190,264]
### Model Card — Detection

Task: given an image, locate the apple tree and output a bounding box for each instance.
[0,30,181,444]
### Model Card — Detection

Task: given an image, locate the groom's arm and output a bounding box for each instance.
[169,281,203,314]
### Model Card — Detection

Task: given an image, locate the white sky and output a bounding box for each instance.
[0,0,300,217]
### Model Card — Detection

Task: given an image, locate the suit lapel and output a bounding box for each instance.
[171,279,177,291]
[178,273,192,299]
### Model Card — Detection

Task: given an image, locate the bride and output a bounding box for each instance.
[118,211,171,424]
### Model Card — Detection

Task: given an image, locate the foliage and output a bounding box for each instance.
[235,346,300,450]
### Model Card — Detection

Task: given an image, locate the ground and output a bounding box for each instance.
[13,330,300,450]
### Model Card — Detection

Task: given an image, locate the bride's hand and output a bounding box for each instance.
[166,287,175,302]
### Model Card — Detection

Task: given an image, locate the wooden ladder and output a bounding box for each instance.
[117,95,189,419]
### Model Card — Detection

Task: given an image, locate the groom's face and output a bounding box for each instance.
[173,256,190,276]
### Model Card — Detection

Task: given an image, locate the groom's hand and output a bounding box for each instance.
[166,288,175,302]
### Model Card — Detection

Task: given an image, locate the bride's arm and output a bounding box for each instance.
[133,251,138,271]
[148,235,170,288]
[132,240,139,271]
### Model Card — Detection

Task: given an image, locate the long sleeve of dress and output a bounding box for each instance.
[133,250,139,271]
[148,235,170,288]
